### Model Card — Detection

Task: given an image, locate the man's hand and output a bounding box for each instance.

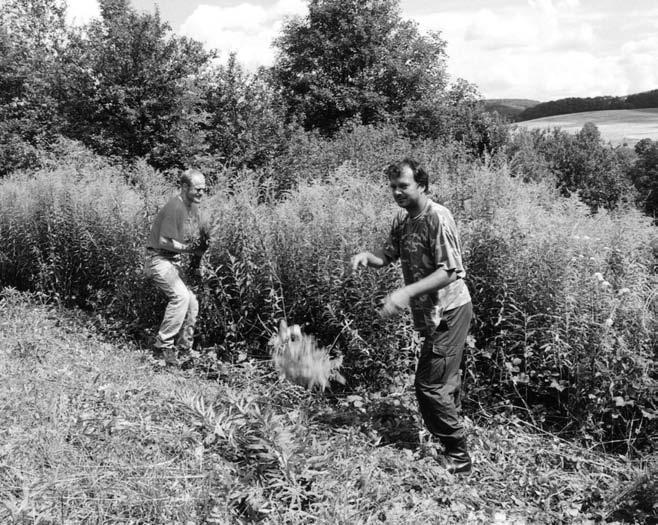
[379,288,411,318]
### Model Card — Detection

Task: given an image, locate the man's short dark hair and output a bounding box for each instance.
[180,168,204,187]
[385,158,429,193]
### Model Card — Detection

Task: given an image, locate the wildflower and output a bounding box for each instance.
[617,287,631,296]
[592,272,604,282]
[604,318,613,328]
[601,281,611,289]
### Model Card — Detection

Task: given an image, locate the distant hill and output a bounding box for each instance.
[515,108,658,146]
[516,89,658,121]
[484,99,540,120]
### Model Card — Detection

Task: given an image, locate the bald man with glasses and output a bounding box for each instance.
[145,168,210,365]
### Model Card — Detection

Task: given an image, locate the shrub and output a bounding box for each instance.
[463,169,657,453]
[0,145,655,453]
[268,122,473,193]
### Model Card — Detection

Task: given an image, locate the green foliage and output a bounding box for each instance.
[463,170,657,452]
[57,0,212,170]
[403,79,511,156]
[0,0,68,175]
[0,147,168,334]
[272,0,448,134]
[201,56,290,172]
[0,137,655,454]
[269,121,474,193]
[629,138,658,218]
[507,125,636,212]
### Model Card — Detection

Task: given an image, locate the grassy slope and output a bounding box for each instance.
[515,108,658,146]
[0,289,653,524]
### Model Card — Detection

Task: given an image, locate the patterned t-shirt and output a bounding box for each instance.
[382,199,471,334]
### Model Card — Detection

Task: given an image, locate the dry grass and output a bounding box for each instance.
[0,289,654,524]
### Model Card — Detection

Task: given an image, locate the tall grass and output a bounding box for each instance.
[0,137,655,453]
[2,290,649,523]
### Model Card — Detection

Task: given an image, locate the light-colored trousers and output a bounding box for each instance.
[145,254,198,350]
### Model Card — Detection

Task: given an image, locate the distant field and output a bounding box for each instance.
[515,108,658,146]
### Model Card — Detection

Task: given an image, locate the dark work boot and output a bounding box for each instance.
[442,436,472,475]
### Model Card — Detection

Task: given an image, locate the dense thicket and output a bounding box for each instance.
[58,0,212,171]
[629,138,658,217]
[0,139,655,455]
[507,123,637,212]
[0,0,68,175]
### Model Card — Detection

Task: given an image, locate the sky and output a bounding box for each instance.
[64,0,658,102]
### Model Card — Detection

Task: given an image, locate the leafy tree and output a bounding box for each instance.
[404,78,510,155]
[506,128,554,183]
[271,0,448,134]
[202,55,289,171]
[57,0,212,170]
[628,139,658,218]
[0,0,68,175]
[526,123,635,211]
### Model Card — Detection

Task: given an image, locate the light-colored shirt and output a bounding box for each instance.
[383,199,471,334]
[146,195,205,259]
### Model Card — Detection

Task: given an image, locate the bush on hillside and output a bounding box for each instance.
[268,122,475,193]
[506,125,637,212]
[462,169,656,453]
[629,138,658,218]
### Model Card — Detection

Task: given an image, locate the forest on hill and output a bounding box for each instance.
[515,89,658,121]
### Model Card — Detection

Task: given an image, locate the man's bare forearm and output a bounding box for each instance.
[404,268,457,299]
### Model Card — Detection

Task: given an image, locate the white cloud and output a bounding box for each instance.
[180,1,307,67]
[619,36,658,94]
[65,0,101,26]
[407,0,628,99]
[176,0,656,100]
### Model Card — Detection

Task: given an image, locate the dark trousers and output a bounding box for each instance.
[414,302,472,443]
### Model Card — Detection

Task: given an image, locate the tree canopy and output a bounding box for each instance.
[272,0,448,134]
[57,0,213,170]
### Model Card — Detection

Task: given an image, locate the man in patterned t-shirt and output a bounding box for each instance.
[145,168,209,365]
[351,158,473,474]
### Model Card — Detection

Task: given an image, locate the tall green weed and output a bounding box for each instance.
[463,167,656,452]
[0,142,655,452]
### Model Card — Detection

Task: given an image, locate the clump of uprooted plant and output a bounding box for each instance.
[269,319,345,391]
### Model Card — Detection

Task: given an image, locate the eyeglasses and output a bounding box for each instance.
[189,186,207,193]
